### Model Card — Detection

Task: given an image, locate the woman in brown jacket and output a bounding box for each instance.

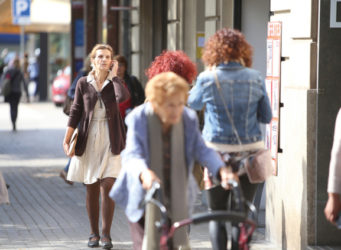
[63,44,129,249]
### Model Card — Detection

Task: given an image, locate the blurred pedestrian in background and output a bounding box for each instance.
[21,53,29,79]
[27,49,40,100]
[62,44,129,249]
[110,72,233,250]
[67,54,92,103]
[325,108,341,225]
[0,48,8,78]
[2,57,29,131]
[113,55,145,121]
[60,55,92,185]
[188,27,272,250]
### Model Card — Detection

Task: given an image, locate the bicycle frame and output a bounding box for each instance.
[141,180,257,250]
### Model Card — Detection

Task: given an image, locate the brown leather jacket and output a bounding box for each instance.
[68,76,130,156]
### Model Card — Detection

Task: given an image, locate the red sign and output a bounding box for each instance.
[265,21,282,175]
[267,22,282,38]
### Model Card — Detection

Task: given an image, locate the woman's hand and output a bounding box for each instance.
[63,140,69,156]
[219,166,239,189]
[324,193,341,224]
[63,127,75,157]
[110,59,119,77]
[63,140,75,157]
[140,169,161,190]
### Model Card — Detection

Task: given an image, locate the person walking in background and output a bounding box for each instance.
[59,55,92,186]
[21,53,30,102]
[110,72,235,250]
[113,55,145,121]
[2,57,29,131]
[188,28,272,250]
[62,44,129,249]
[21,53,29,79]
[27,49,40,100]
[325,108,341,225]
[67,54,92,102]
[0,48,8,77]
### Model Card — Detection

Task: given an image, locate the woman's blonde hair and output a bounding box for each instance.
[90,44,114,60]
[145,72,189,104]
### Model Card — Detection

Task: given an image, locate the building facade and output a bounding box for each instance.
[76,0,341,248]
[129,0,341,248]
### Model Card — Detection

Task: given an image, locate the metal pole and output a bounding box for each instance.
[20,26,25,58]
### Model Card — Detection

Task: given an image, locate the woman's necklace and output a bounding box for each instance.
[94,75,104,90]
[94,73,105,108]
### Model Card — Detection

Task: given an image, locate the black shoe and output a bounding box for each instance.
[101,235,113,249]
[88,234,100,248]
[12,123,16,131]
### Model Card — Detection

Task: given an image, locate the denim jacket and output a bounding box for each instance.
[109,103,224,222]
[188,62,272,145]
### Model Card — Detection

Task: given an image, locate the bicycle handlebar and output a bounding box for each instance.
[191,210,246,225]
[139,181,169,229]
[227,179,245,213]
[139,181,162,208]
[141,180,257,249]
[142,180,247,219]
[167,209,256,244]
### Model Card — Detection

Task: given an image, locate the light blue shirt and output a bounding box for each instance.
[28,61,39,79]
[109,103,224,222]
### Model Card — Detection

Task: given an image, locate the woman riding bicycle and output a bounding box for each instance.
[188,28,272,250]
[110,72,235,250]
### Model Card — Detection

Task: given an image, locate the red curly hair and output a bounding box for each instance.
[202,28,253,67]
[145,50,197,83]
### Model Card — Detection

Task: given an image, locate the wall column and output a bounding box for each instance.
[315,0,341,244]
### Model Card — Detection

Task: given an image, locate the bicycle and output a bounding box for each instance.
[140,180,257,250]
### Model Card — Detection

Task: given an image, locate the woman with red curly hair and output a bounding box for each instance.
[188,28,272,250]
[145,50,197,83]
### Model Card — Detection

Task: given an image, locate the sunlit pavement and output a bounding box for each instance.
[0,102,276,249]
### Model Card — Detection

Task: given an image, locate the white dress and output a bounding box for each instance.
[67,81,121,184]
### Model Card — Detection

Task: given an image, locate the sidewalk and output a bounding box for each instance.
[0,102,276,249]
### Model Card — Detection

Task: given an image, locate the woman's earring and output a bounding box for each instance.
[90,63,94,68]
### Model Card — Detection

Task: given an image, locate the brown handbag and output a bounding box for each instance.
[213,70,273,183]
[63,96,73,116]
[245,149,273,183]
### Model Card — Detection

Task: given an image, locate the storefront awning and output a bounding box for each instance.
[0,0,70,34]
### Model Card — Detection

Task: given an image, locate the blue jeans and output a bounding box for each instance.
[64,158,71,173]
[208,175,259,250]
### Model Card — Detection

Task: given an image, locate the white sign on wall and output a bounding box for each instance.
[266,21,282,175]
[330,0,341,28]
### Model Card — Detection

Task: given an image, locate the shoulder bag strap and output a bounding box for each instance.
[213,69,243,150]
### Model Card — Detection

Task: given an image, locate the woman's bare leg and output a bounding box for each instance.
[100,177,115,238]
[86,181,100,240]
